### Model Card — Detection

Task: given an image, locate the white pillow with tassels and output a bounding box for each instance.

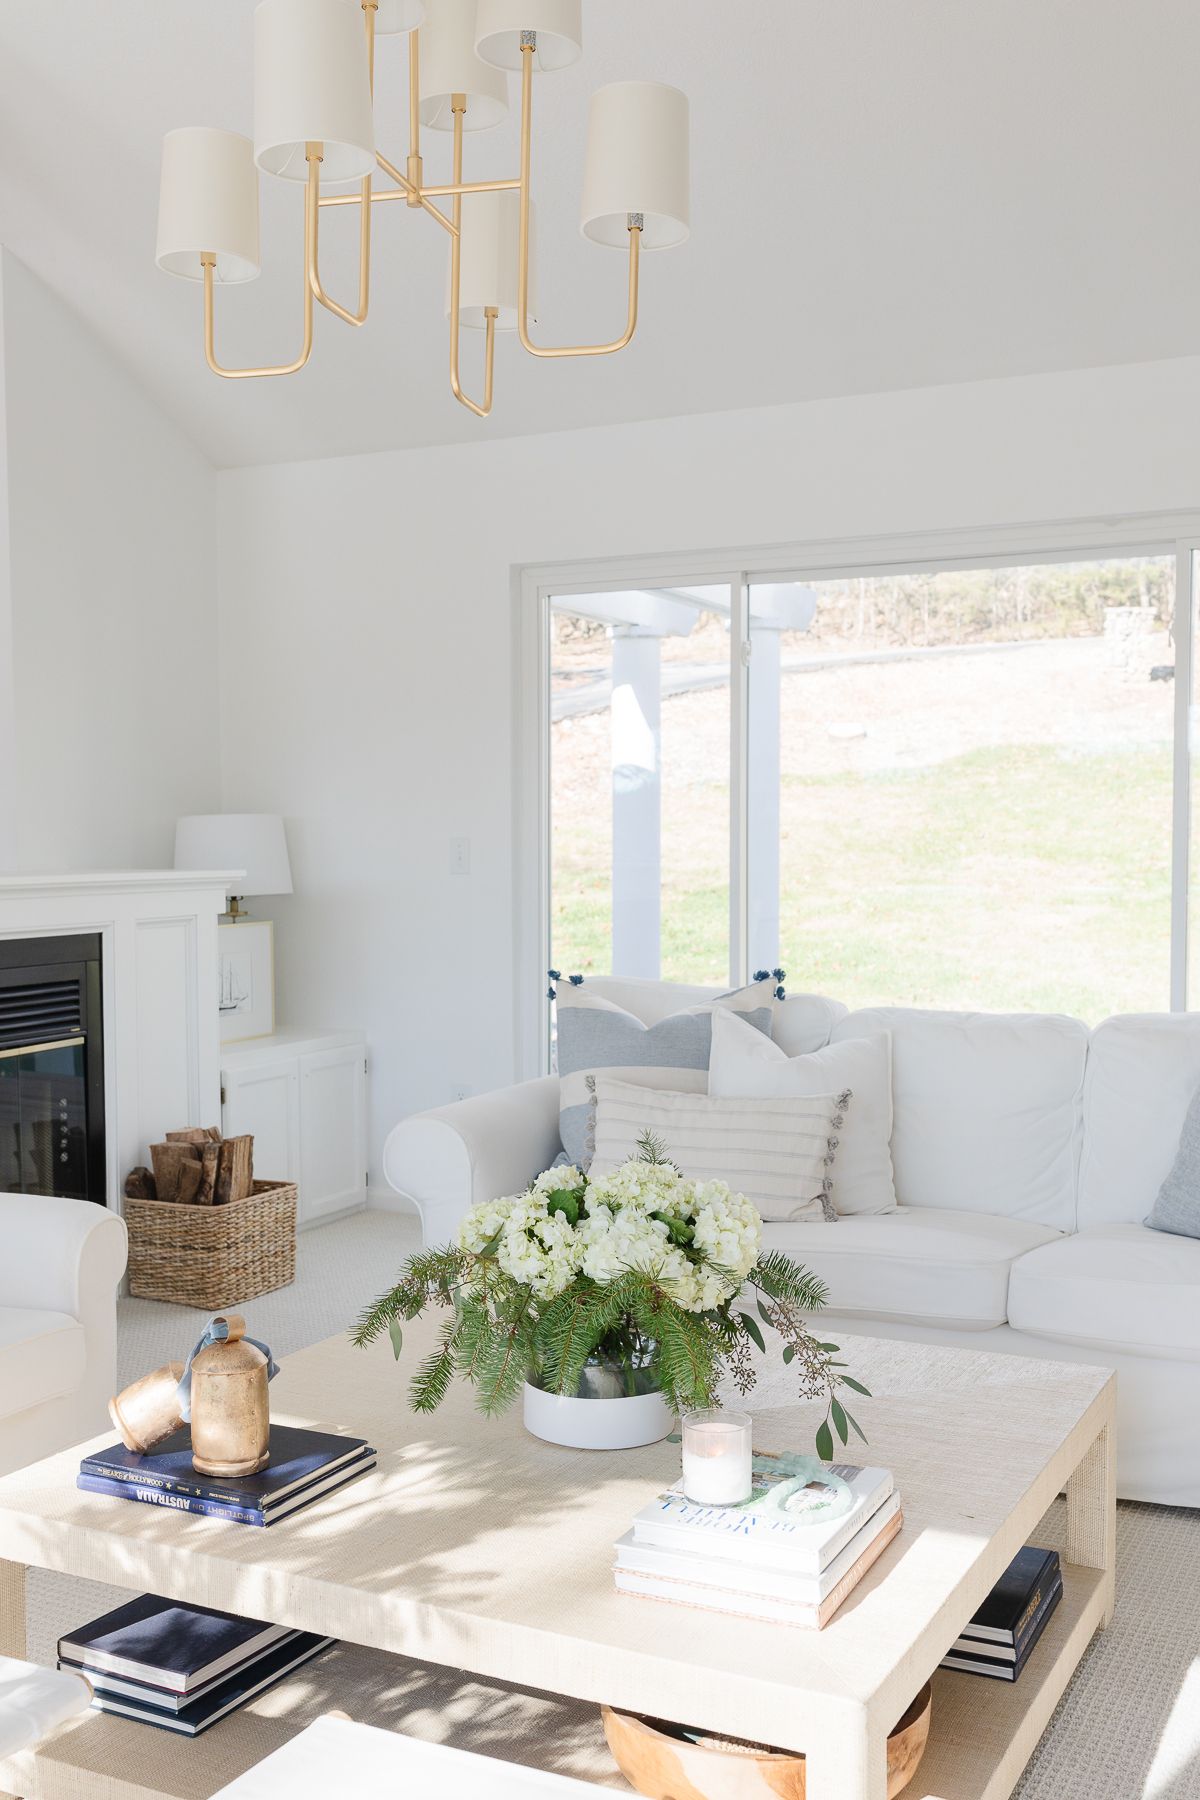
[586,1074,850,1223]
[708,1009,897,1216]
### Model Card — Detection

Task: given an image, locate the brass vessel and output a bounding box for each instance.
[108,1361,185,1454]
[188,1314,271,1477]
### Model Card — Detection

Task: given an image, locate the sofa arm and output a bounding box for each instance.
[382,1076,562,1246]
[0,1194,127,1319]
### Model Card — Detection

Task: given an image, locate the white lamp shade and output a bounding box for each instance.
[446,190,535,330]
[474,0,581,71]
[156,128,261,283]
[418,0,508,131]
[175,814,294,898]
[374,0,425,31]
[580,81,689,250]
[255,0,375,183]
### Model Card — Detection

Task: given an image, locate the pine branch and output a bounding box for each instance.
[749,1250,828,1314]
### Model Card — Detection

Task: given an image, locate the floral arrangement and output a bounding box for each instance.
[353,1133,870,1460]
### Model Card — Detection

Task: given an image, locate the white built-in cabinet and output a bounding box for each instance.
[220,1029,367,1228]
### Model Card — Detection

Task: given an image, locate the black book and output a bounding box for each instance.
[80,1424,369,1510]
[958,1546,1060,1650]
[941,1574,1062,1680]
[76,1451,377,1526]
[58,1595,292,1694]
[61,1628,304,1713]
[75,1631,334,1734]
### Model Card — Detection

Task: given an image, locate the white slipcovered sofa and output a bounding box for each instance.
[384,983,1200,1508]
[0,1194,127,1477]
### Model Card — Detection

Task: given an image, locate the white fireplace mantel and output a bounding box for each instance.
[0,870,238,1210]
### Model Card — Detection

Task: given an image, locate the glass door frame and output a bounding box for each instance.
[517,515,1200,1078]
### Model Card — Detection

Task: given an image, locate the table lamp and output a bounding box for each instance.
[174,814,293,920]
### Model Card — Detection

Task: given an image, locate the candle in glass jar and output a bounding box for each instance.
[681,1409,753,1507]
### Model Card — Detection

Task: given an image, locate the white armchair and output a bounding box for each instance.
[0,1658,90,1759]
[382,1076,561,1245]
[210,1712,609,1797]
[0,1195,127,1477]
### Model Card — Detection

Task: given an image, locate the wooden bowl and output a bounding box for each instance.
[601,1682,932,1800]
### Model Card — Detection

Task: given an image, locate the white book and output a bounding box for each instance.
[630,1463,894,1575]
[615,1491,902,1604]
[615,1504,903,1628]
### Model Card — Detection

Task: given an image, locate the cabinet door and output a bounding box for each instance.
[221,1061,300,1186]
[299,1045,367,1223]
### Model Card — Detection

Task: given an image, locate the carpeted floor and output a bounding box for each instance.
[26,1211,1200,1799]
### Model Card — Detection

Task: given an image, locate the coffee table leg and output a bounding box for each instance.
[0,1556,26,1659]
[803,1706,888,1800]
[1066,1413,1116,1628]
[0,1560,27,1800]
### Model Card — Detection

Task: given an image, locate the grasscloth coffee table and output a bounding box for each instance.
[0,1328,1114,1800]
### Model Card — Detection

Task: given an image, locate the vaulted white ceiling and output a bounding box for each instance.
[1,0,1196,467]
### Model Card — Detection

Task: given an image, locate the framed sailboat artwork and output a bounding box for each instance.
[217,920,275,1044]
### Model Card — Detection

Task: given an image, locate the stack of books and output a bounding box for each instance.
[58,1595,333,1736]
[940,1545,1062,1681]
[77,1424,375,1526]
[614,1460,902,1628]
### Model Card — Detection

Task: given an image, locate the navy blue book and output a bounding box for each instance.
[80,1424,369,1509]
[957,1547,1060,1647]
[76,1631,334,1734]
[61,1629,304,1712]
[58,1595,292,1693]
[76,1453,377,1526]
[941,1574,1062,1679]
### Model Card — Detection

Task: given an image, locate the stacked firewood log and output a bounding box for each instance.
[124,1129,254,1206]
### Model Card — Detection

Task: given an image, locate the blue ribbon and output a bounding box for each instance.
[176,1314,280,1423]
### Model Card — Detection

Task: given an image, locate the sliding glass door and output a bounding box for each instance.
[543,541,1197,1052]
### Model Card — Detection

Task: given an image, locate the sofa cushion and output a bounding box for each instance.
[1007,1223,1200,1361]
[831,1007,1087,1230]
[588,1075,845,1222]
[761,1207,1061,1330]
[708,1011,897,1216]
[554,986,773,1167]
[572,976,847,1057]
[0,1308,86,1421]
[1078,1014,1200,1229]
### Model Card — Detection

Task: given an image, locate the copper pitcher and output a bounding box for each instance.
[183,1314,275,1477]
[108,1361,185,1453]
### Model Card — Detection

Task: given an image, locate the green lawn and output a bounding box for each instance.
[551,742,1173,1021]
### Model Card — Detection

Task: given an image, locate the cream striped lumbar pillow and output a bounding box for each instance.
[586,1075,851,1223]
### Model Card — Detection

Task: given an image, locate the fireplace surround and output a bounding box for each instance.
[0,872,233,1211]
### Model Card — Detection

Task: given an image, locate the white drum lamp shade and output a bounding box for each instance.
[474,0,582,71]
[419,0,508,131]
[254,0,375,183]
[156,128,261,283]
[446,190,534,329]
[580,81,690,250]
[175,814,294,899]
[374,0,425,31]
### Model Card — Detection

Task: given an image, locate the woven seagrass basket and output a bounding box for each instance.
[125,1180,297,1309]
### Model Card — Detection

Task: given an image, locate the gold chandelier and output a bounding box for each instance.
[156,0,690,419]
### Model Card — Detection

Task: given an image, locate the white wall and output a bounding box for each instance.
[216,352,1200,1191]
[0,250,220,872]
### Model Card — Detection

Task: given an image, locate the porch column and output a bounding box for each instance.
[747,621,782,970]
[611,629,661,978]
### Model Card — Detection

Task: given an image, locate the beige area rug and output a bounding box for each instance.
[24,1211,1200,1799]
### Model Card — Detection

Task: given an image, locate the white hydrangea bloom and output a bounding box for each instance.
[460,1157,764,1313]
[457,1196,516,1255]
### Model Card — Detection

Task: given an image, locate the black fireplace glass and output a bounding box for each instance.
[0,933,105,1205]
[0,1040,89,1199]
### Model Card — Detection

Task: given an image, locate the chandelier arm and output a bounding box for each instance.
[448,102,497,417]
[517,44,641,359]
[201,159,317,380]
[305,4,375,327]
